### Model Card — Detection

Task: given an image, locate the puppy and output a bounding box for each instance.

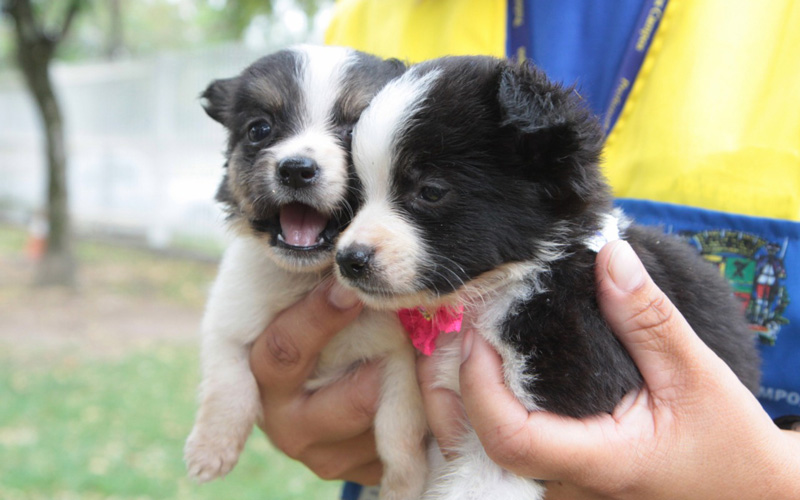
[335,56,761,499]
[184,45,429,499]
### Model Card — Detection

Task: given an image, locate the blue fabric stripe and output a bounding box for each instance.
[602,0,668,133]
[615,199,800,242]
[341,481,362,500]
[507,0,646,117]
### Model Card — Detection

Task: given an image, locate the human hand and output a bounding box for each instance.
[249,278,384,484]
[420,240,800,499]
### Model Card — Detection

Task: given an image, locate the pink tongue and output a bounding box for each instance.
[279,203,328,247]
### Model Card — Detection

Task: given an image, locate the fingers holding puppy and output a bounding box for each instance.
[250,279,363,395]
[249,278,383,484]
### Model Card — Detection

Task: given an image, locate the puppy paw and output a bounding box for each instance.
[379,485,425,500]
[379,459,428,500]
[184,428,244,482]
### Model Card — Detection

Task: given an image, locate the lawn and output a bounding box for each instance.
[0,225,342,500]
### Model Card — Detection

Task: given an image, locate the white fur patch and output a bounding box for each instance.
[425,430,546,500]
[352,67,441,201]
[266,127,348,212]
[336,68,445,310]
[584,208,629,252]
[337,200,426,299]
[296,44,353,128]
[251,45,355,212]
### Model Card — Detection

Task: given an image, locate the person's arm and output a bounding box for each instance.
[248,279,384,485]
[420,240,800,500]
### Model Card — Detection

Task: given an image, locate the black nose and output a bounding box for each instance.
[277,157,318,189]
[336,245,374,281]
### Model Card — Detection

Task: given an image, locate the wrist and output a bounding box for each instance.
[756,429,800,500]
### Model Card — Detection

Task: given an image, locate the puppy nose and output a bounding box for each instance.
[277,157,318,189]
[336,245,374,281]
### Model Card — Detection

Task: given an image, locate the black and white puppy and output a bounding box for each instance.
[184,46,429,499]
[335,56,761,499]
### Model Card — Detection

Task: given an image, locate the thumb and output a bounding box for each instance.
[595,240,718,397]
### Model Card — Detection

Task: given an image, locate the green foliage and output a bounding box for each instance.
[1,0,331,67]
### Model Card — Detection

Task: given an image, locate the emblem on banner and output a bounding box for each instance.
[680,230,791,345]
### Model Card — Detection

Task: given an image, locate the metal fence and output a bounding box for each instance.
[0,43,295,254]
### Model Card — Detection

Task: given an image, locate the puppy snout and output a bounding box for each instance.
[277,156,319,189]
[336,245,374,281]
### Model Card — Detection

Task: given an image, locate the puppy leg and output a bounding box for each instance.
[375,344,429,500]
[424,429,545,500]
[184,335,261,482]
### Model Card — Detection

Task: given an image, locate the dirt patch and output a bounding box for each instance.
[0,246,214,358]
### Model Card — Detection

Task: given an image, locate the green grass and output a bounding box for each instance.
[0,344,342,500]
[75,242,219,307]
[0,223,26,254]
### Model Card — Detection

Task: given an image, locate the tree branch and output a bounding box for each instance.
[4,0,83,48]
[5,0,44,44]
[56,0,82,44]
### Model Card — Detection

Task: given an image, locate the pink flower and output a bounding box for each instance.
[397,304,464,356]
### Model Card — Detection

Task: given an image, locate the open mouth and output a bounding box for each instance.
[272,202,338,252]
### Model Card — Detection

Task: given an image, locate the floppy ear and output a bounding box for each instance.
[200,77,237,125]
[498,62,604,201]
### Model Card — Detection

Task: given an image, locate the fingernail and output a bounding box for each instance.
[613,389,639,418]
[461,329,474,363]
[328,281,361,310]
[607,241,645,292]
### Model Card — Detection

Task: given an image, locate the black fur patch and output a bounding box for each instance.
[389,57,612,294]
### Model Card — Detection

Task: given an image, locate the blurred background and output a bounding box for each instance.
[0,0,340,498]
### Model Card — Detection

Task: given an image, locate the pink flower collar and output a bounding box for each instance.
[397,305,464,356]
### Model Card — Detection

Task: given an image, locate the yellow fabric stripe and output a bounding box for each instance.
[325,0,506,63]
[603,0,800,221]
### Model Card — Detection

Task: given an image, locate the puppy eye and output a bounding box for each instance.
[419,185,448,203]
[247,120,272,143]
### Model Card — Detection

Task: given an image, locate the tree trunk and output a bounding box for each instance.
[29,60,75,287]
[106,0,124,60]
[7,0,77,287]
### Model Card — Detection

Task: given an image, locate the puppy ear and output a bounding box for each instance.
[200,77,236,125]
[385,57,408,76]
[214,169,236,212]
[498,62,604,201]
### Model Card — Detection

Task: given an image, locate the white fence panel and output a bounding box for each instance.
[0,43,294,253]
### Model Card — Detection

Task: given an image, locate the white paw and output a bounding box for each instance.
[184,428,245,482]
[379,454,428,500]
[380,484,425,500]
